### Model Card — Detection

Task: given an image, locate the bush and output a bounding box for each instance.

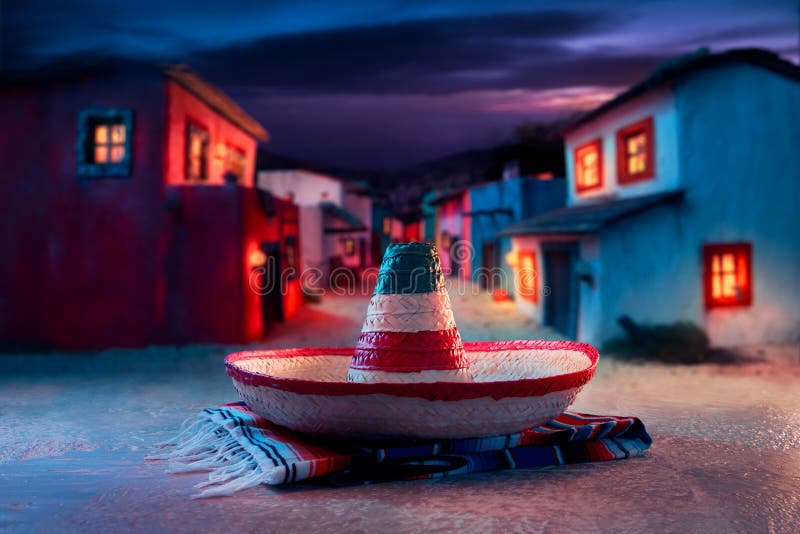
[604,320,710,364]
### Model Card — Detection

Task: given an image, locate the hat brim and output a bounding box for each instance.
[226,340,598,439]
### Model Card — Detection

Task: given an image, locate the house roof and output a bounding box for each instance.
[428,188,468,206]
[1,59,268,141]
[164,65,269,141]
[562,48,800,135]
[499,190,685,236]
[320,202,367,233]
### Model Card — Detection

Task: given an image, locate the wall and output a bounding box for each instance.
[469,177,566,294]
[435,193,470,278]
[257,169,343,206]
[585,63,800,347]
[564,86,680,206]
[342,189,373,267]
[0,70,167,349]
[164,81,257,186]
[674,63,800,345]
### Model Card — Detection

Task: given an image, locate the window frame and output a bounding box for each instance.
[76,108,134,178]
[574,138,604,194]
[517,250,539,303]
[185,121,210,182]
[703,242,753,309]
[616,116,655,185]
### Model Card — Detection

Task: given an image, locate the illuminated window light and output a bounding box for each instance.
[703,243,752,309]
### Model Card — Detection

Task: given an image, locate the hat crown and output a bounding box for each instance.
[348,242,472,383]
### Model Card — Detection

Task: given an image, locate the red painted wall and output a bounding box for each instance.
[0,68,298,350]
[0,70,167,349]
[164,81,257,186]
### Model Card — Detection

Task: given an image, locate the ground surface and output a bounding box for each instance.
[1,288,798,533]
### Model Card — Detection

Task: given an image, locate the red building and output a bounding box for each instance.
[0,61,301,350]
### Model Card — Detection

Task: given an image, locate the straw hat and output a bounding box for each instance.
[226,243,598,439]
[348,242,472,383]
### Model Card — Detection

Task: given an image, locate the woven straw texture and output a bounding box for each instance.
[227,341,597,439]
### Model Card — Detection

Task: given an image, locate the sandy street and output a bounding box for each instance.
[1,287,798,532]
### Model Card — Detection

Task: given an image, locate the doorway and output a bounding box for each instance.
[542,242,579,339]
[260,241,284,333]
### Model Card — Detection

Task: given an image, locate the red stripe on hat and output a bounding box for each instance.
[352,327,467,372]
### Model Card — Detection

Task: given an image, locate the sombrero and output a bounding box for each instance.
[226,242,598,440]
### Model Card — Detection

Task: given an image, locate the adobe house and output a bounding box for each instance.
[469,162,566,297]
[0,61,302,350]
[501,49,800,347]
[257,169,375,281]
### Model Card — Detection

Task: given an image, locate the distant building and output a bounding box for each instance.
[469,166,566,296]
[257,169,381,281]
[502,49,800,347]
[0,62,301,349]
[429,189,471,278]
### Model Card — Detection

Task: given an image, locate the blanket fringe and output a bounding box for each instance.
[147,413,266,498]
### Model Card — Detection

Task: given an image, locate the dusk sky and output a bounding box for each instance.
[5,1,799,169]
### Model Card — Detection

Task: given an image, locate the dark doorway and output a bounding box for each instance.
[481,241,498,289]
[359,237,367,268]
[260,241,284,333]
[542,242,579,339]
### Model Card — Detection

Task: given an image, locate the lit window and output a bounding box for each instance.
[92,123,126,164]
[617,117,654,184]
[574,139,603,193]
[77,109,134,177]
[186,123,209,181]
[224,146,247,183]
[518,251,538,302]
[344,238,356,256]
[703,243,752,309]
[383,216,392,235]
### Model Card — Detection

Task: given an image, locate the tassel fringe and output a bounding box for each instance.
[147,413,267,498]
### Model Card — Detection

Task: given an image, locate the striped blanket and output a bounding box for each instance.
[150,402,652,498]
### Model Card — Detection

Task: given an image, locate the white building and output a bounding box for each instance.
[257,169,369,281]
[502,48,800,348]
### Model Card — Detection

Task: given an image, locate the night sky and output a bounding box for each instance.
[5,1,798,169]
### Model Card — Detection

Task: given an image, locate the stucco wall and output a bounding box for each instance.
[257,170,343,206]
[674,63,800,345]
[591,63,800,347]
[165,81,257,186]
[565,86,680,205]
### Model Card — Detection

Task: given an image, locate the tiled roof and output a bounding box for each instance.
[562,48,800,135]
[500,190,685,236]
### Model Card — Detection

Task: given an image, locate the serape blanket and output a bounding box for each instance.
[149,402,652,498]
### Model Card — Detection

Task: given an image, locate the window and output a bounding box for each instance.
[518,251,538,302]
[224,145,247,184]
[344,238,356,256]
[616,116,654,184]
[383,216,392,235]
[703,243,752,309]
[76,109,134,177]
[574,139,603,193]
[186,123,209,181]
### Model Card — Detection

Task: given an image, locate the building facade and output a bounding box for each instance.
[502,49,800,347]
[0,62,301,349]
[469,172,566,297]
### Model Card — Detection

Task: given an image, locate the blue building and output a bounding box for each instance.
[501,49,800,346]
[469,169,565,296]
